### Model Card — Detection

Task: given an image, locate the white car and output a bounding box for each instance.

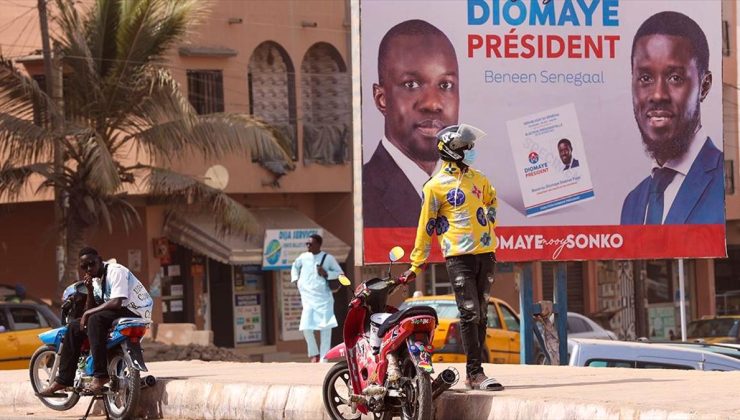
[566,312,618,340]
[569,338,740,371]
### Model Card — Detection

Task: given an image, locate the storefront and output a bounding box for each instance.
[162,207,351,350]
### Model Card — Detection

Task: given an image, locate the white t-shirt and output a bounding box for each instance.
[93,262,153,319]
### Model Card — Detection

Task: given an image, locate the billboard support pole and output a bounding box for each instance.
[554,263,569,365]
[678,259,687,341]
[519,263,535,364]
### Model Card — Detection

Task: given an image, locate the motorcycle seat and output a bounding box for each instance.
[377,305,438,338]
[110,317,148,328]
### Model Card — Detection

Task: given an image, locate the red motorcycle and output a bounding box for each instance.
[322,246,458,420]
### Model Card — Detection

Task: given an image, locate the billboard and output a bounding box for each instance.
[359,0,726,263]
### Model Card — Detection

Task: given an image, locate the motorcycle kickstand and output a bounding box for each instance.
[80,394,109,420]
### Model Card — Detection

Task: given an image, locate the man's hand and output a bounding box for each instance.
[83,273,94,290]
[399,270,416,284]
[81,310,92,329]
[316,265,328,279]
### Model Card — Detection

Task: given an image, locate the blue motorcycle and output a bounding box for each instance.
[29,281,154,420]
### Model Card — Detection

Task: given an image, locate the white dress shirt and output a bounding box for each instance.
[649,127,707,223]
[381,137,440,199]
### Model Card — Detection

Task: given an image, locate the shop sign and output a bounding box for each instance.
[262,228,324,270]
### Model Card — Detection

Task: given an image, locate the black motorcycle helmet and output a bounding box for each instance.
[436,124,486,165]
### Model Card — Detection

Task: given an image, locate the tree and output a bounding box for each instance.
[0,0,294,299]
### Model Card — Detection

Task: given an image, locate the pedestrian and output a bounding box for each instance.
[38,247,153,396]
[401,124,504,391]
[291,234,344,362]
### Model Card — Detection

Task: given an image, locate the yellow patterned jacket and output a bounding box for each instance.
[409,162,498,275]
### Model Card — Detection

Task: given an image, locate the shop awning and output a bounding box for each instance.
[163,208,351,265]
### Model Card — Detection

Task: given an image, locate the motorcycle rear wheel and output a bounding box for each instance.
[400,361,432,420]
[322,360,391,420]
[104,349,140,420]
[29,345,80,411]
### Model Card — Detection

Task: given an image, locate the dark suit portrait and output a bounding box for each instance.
[558,138,579,171]
[620,11,724,225]
[363,19,459,228]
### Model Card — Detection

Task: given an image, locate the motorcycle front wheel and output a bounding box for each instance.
[322,360,391,420]
[29,345,80,411]
[104,349,141,420]
[400,359,432,420]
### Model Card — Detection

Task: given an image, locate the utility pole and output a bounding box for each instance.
[38,0,67,300]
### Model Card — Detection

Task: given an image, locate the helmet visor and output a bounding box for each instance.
[447,124,486,150]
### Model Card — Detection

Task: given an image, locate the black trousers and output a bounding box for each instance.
[445,252,495,377]
[55,308,138,385]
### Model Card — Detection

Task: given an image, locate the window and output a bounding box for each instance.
[487,305,501,329]
[723,20,731,57]
[586,359,634,368]
[9,307,43,330]
[187,70,224,115]
[637,361,692,370]
[499,304,519,331]
[567,316,592,333]
[725,160,734,195]
[32,74,47,127]
[0,310,8,332]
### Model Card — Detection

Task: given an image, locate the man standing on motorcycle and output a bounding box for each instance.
[401,124,504,391]
[39,247,153,396]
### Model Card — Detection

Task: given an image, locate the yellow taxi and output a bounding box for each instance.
[399,295,520,364]
[687,315,740,344]
[0,301,61,370]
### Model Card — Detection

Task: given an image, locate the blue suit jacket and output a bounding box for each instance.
[620,138,725,225]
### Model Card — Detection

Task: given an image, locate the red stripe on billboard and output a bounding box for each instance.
[363,225,726,264]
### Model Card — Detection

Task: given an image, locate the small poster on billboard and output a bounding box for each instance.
[507,103,594,217]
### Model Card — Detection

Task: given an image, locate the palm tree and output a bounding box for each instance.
[0,0,294,298]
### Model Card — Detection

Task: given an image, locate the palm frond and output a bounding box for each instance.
[0,58,59,124]
[103,0,204,112]
[86,0,120,77]
[79,132,122,193]
[133,113,296,172]
[146,167,258,235]
[53,0,103,119]
[0,162,54,201]
[0,113,53,164]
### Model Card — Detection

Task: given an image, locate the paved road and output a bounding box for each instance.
[2,361,740,419]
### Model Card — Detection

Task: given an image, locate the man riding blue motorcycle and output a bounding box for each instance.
[38,247,153,397]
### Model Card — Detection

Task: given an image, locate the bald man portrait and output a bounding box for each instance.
[362,19,460,228]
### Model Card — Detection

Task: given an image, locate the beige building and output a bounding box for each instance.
[0,0,738,360]
[0,0,355,359]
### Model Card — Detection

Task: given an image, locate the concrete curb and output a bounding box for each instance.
[0,378,724,420]
[2,361,737,419]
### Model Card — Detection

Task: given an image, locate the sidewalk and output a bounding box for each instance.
[1,361,738,419]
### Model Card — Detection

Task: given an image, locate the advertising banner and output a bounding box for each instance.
[262,228,323,270]
[359,0,725,263]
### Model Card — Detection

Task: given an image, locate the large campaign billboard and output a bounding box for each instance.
[359,0,726,263]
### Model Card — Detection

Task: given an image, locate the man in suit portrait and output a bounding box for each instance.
[558,138,579,171]
[620,11,724,225]
[363,19,459,228]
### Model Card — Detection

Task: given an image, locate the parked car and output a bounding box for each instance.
[569,338,740,371]
[565,312,618,340]
[656,341,740,360]
[0,301,61,370]
[400,295,521,364]
[686,316,740,344]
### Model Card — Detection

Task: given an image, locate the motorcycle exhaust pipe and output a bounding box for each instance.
[432,367,459,399]
[140,375,156,389]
